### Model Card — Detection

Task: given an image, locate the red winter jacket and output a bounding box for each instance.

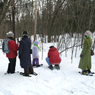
[6,40,19,58]
[48,47,61,65]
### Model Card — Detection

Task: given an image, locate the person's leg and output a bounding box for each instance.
[87,67,91,73]
[33,58,36,66]
[46,57,52,66]
[35,58,39,65]
[7,59,11,73]
[35,58,43,67]
[46,57,53,70]
[9,58,16,73]
[24,68,29,76]
[12,58,16,73]
[29,66,34,74]
[29,66,38,75]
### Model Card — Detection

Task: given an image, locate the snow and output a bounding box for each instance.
[0,42,95,95]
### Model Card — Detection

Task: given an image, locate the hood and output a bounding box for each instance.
[34,41,39,45]
[49,47,57,51]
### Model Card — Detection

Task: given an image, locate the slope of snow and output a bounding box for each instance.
[0,42,95,95]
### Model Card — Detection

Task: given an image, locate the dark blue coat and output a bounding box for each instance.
[19,36,32,69]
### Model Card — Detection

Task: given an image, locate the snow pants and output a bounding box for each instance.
[33,58,39,65]
[7,57,16,73]
[46,57,61,66]
[46,57,52,66]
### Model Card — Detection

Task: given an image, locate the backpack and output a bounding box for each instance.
[2,38,10,53]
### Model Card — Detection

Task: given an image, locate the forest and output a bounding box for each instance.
[0,0,95,43]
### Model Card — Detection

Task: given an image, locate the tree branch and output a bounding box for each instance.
[59,44,82,54]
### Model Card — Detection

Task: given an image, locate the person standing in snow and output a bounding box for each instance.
[78,30,93,75]
[19,31,35,76]
[6,31,19,74]
[46,46,61,70]
[32,41,43,67]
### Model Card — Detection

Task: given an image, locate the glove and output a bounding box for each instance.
[19,56,21,59]
[80,54,83,58]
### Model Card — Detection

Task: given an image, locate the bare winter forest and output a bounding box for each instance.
[0,0,95,55]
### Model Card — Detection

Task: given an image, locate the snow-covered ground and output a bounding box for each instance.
[0,42,95,95]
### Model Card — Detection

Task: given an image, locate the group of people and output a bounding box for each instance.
[4,30,93,77]
[4,31,61,77]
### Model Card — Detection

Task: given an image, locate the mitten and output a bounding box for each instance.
[19,56,21,59]
[80,54,83,58]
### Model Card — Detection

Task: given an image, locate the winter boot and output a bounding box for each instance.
[48,65,53,70]
[82,70,88,75]
[29,66,34,74]
[87,70,91,73]
[54,65,60,70]
[24,68,30,76]
[32,64,36,66]
[20,72,31,77]
[87,69,94,74]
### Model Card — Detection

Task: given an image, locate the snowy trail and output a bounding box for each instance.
[0,45,95,95]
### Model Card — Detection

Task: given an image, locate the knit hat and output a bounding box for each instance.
[49,46,54,48]
[84,30,92,36]
[22,31,28,37]
[34,41,39,45]
[6,31,14,37]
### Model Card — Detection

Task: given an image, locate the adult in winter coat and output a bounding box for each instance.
[19,31,35,76]
[78,30,92,75]
[6,31,19,74]
[46,46,61,70]
[32,41,42,67]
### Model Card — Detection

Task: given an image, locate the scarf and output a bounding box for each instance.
[85,36,90,40]
[34,44,39,49]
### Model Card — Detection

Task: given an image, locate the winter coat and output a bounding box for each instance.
[32,41,39,58]
[19,36,32,69]
[78,37,92,70]
[48,47,61,65]
[6,38,19,58]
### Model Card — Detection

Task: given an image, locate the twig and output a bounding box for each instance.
[59,44,82,54]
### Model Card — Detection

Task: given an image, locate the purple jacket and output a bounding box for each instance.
[32,41,39,58]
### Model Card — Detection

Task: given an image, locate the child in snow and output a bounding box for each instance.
[32,41,43,67]
[46,46,61,70]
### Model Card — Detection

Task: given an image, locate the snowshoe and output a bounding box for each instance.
[32,64,36,66]
[20,72,31,77]
[4,72,10,75]
[4,71,19,75]
[90,72,95,74]
[82,70,88,75]
[31,72,38,76]
[79,71,93,76]
[48,65,53,70]
[35,64,43,67]
[87,70,95,74]
[54,65,60,70]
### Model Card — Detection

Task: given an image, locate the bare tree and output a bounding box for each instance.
[0,0,12,25]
